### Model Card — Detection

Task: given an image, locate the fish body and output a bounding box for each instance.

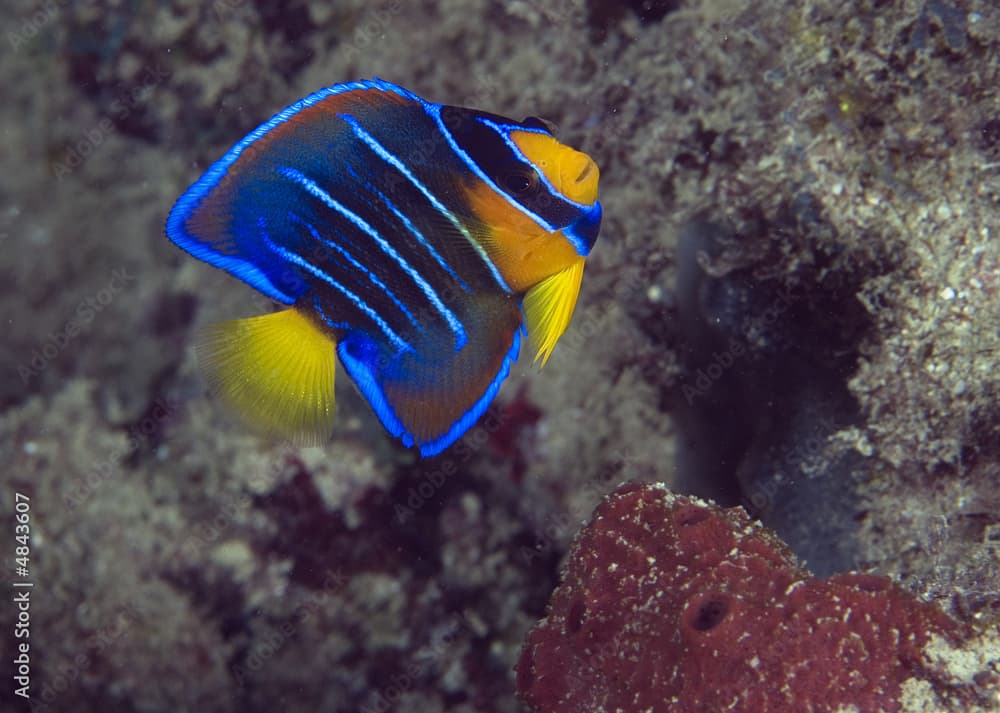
[166,78,602,456]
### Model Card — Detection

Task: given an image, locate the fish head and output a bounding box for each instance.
[439,105,604,290]
[507,128,603,256]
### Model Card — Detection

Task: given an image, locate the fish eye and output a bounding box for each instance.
[502,171,537,194]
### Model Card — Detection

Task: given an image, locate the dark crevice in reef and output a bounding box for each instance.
[251,0,317,80]
[253,461,444,588]
[586,0,683,43]
[667,212,877,575]
[62,9,165,143]
[164,565,249,642]
[162,565,256,704]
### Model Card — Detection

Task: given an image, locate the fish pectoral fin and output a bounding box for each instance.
[522,257,585,367]
[337,295,523,457]
[195,308,337,445]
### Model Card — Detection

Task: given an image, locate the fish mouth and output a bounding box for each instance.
[560,152,599,204]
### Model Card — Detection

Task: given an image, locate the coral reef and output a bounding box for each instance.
[1,0,998,711]
[611,0,1000,606]
[518,483,1000,713]
[0,380,562,712]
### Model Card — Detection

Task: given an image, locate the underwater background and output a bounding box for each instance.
[1,0,998,711]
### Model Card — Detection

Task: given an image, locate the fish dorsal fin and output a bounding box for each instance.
[165,80,422,304]
[522,257,585,366]
[196,308,337,445]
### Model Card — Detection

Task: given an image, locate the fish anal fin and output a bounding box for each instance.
[338,295,523,456]
[522,258,585,367]
[196,308,337,445]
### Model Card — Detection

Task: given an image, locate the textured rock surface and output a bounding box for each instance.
[518,483,1000,713]
[1,0,998,711]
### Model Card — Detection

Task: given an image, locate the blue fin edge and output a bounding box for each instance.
[338,329,522,457]
[164,77,421,304]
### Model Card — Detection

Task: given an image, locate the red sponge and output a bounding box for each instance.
[517,483,991,713]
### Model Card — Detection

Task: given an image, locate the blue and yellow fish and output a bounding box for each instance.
[166,78,602,456]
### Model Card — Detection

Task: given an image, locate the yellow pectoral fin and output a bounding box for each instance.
[523,257,585,367]
[195,308,337,446]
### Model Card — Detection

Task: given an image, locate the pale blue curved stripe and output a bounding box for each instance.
[337,328,521,457]
[336,113,512,294]
[423,104,555,232]
[291,214,422,333]
[165,78,419,304]
[279,166,468,350]
[476,117,592,211]
[311,297,351,331]
[258,223,410,352]
[475,117,596,257]
[368,186,471,294]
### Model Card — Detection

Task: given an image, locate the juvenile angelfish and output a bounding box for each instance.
[166,78,602,456]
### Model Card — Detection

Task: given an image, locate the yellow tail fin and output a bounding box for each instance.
[195,308,337,445]
[522,257,585,367]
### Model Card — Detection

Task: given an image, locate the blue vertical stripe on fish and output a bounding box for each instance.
[367,185,472,294]
[278,166,466,349]
[293,215,422,335]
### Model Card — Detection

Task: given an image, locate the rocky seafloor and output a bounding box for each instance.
[0,0,998,711]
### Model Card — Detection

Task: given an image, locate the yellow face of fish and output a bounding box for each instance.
[509,130,600,206]
[449,114,603,367]
[459,123,603,294]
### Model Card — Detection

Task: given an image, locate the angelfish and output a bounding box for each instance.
[166,78,602,456]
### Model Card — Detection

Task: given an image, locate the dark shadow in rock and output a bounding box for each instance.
[671,218,874,575]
